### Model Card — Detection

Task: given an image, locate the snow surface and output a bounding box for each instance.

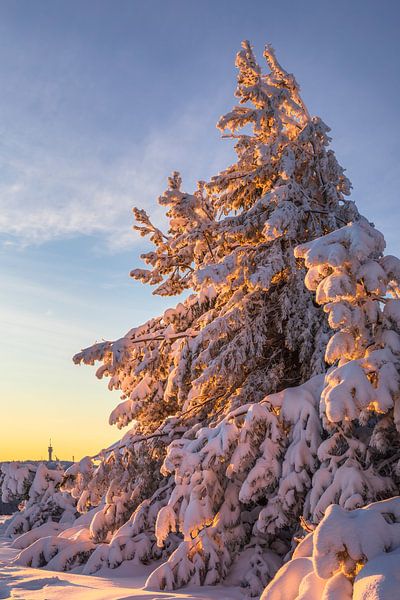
[0,516,242,600]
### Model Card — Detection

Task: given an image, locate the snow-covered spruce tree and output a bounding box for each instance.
[76,41,357,432]
[261,218,400,599]
[13,41,360,590]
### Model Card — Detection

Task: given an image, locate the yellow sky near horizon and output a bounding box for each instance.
[0,275,128,463]
[0,258,171,464]
[0,368,120,462]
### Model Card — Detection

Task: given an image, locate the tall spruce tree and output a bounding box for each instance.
[11,41,398,598]
[68,42,357,585]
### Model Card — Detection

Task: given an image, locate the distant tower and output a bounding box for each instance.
[48,439,53,462]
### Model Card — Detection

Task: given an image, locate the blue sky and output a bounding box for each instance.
[1,0,399,460]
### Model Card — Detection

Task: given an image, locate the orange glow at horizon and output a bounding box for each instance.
[1,423,118,463]
[0,367,122,463]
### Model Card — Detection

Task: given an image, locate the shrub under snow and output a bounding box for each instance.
[262,497,400,599]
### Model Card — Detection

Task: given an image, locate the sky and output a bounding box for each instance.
[1,0,399,461]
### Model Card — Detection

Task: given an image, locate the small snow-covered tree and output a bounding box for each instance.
[5,463,76,538]
[1,462,37,505]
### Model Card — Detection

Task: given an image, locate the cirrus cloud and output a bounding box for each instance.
[0,105,233,252]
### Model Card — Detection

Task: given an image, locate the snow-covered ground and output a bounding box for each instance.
[0,516,241,600]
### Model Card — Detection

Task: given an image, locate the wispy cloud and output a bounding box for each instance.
[0,105,233,252]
